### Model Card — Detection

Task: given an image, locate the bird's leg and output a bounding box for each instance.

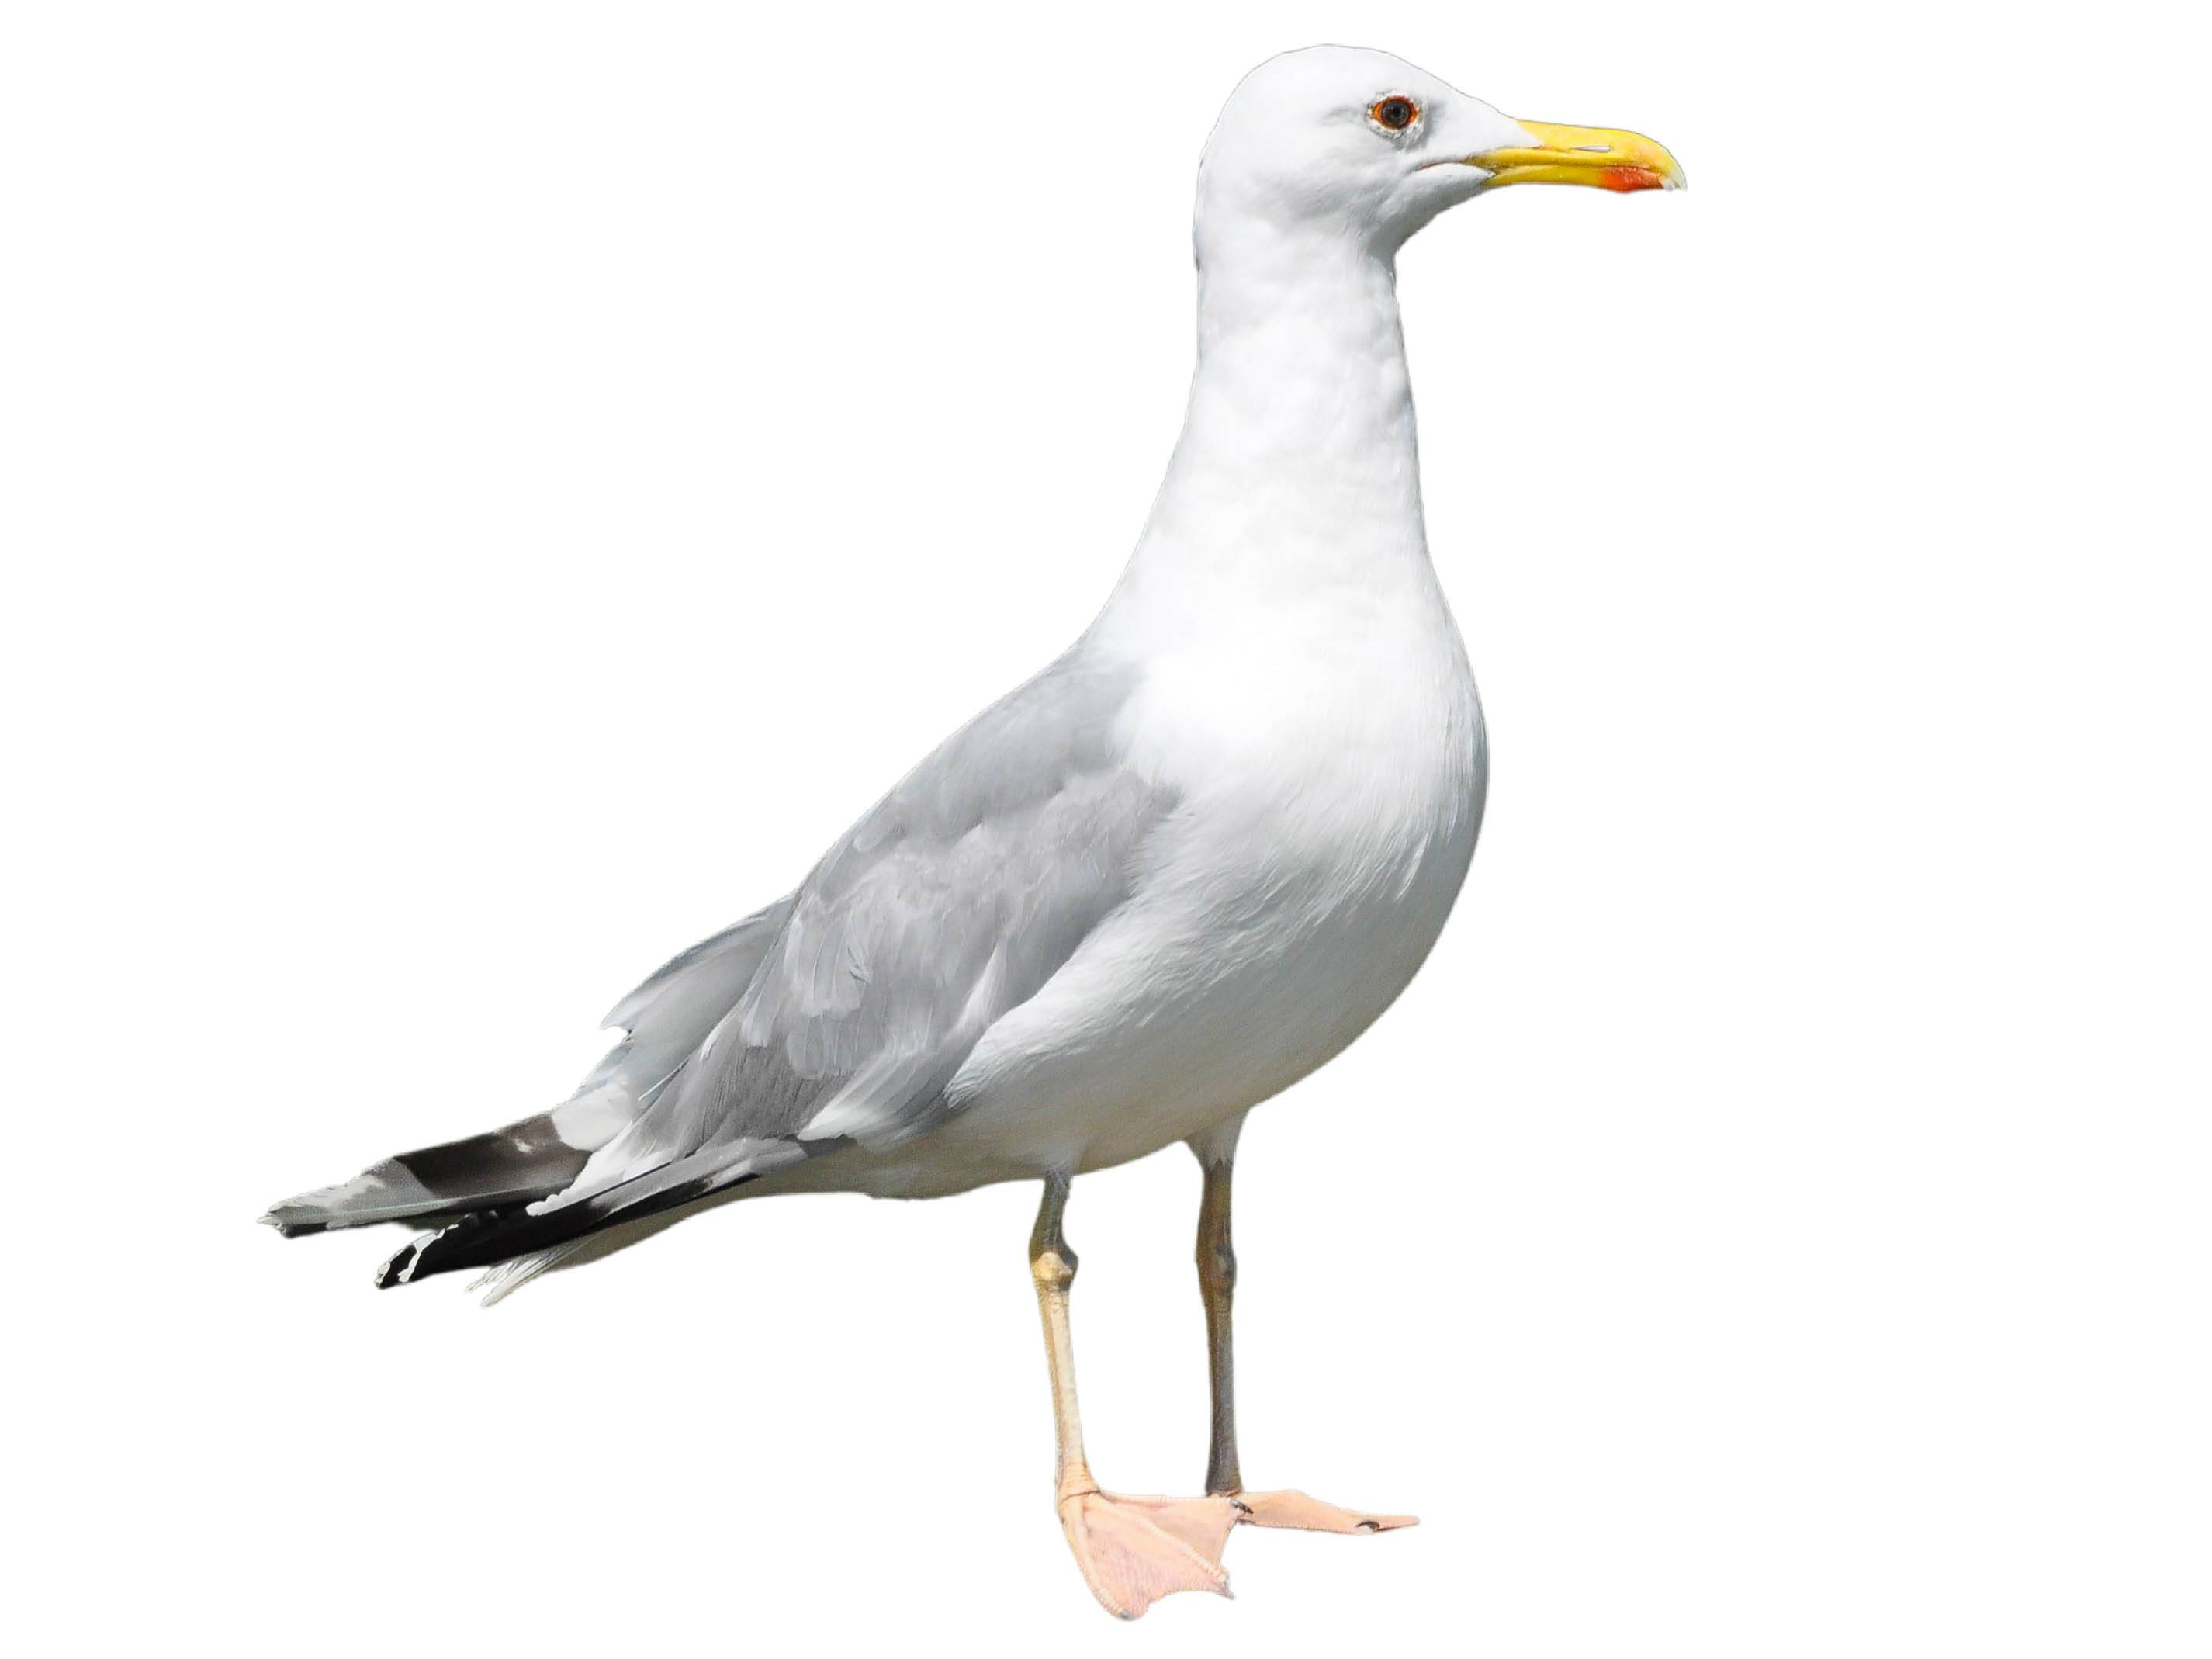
[1189,1130,1421,1536]
[1030,1172,1238,1619]
[1196,1141,1244,1498]
[1032,1173,1095,1503]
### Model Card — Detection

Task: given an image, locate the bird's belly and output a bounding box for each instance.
[1070,820,1478,1172]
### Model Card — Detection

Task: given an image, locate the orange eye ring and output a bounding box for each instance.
[1370,95,1420,132]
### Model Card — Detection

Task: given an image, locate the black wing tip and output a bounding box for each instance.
[372,1165,771,1292]
[372,1208,518,1290]
[373,1235,431,1289]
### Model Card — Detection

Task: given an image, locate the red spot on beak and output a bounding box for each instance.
[1599,165,1667,193]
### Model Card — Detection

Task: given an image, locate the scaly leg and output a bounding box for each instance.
[1030,1173,1238,1619]
[1190,1122,1419,1536]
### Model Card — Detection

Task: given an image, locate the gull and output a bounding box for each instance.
[265,45,1681,1619]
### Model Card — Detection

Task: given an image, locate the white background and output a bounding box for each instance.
[6,2,2207,1653]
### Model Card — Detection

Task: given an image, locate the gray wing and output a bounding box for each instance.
[596,649,1168,1176]
[580,893,801,1117]
[377,649,1173,1287]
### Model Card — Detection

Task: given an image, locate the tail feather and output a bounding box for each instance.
[262,895,798,1243]
[469,1238,592,1306]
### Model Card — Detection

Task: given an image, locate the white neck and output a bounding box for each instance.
[1095,225,1440,648]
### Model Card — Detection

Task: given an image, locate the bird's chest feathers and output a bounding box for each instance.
[1121,596,1483,932]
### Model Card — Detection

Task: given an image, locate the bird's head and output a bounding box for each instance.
[1196,45,1683,258]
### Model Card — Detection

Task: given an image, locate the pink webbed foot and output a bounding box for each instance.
[1058,1488,1240,1619]
[1231,1488,1419,1534]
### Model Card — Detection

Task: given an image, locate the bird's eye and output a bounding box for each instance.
[1370,96,1420,133]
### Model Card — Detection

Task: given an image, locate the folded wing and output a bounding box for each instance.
[372,651,1172,1290]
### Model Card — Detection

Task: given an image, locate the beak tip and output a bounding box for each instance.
[1489,119,1684,196]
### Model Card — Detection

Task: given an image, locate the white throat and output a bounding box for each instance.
[1094,225,1442,656]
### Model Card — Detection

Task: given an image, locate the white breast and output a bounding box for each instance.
[923,587,1485,1181]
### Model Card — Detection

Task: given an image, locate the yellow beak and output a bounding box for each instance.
[1468,119,1686,193]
